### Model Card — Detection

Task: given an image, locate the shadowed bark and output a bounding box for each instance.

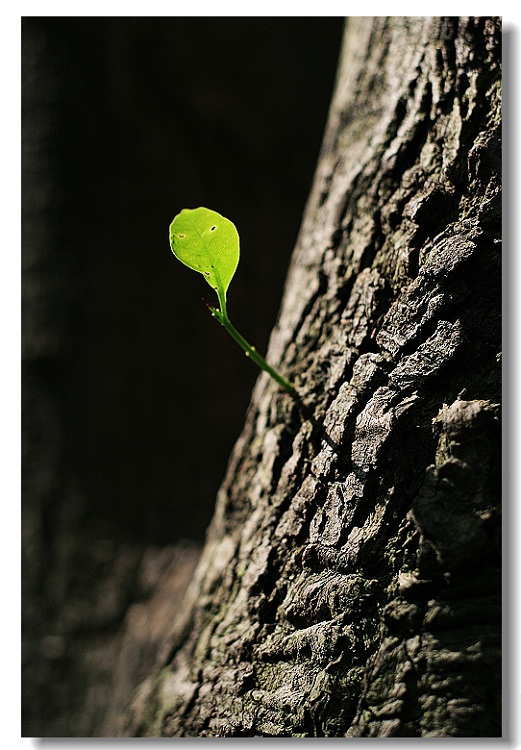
[119,17,501,738]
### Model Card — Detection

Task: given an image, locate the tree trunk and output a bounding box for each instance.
[121,16,501,738]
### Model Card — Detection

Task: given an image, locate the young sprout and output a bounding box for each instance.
[169,207,296,395]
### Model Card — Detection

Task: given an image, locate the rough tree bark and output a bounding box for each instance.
[120,17,501,738]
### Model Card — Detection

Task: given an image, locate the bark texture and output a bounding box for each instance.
[122,17,501,738]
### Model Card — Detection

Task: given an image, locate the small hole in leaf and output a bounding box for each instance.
[210,226,217,231]
[178,233,185,238]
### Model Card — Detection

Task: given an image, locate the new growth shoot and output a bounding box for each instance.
[169,207,296,395]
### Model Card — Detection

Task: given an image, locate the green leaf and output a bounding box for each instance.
[169,207,240,308]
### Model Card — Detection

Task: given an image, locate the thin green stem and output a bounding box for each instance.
[217,289,228,320]
[209,305,296,396]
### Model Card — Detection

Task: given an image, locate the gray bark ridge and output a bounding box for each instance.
[124,17,501,737]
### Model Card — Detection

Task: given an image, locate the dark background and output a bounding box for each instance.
[23,17,344,542]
